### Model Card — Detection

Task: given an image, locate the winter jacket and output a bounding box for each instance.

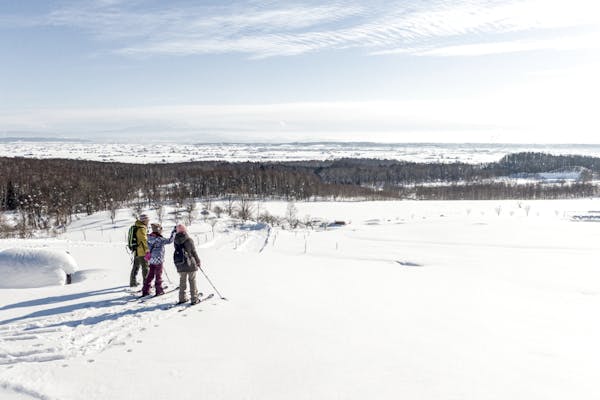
[134,220,149,257]
[173,232,201,272]
[147,230,175,265]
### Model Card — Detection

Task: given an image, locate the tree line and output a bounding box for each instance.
[291,152,597,186]
[0,152,598,234]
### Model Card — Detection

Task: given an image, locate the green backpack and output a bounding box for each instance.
[127,225,139,252]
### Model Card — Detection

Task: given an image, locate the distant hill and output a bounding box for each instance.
[0,137,90,143]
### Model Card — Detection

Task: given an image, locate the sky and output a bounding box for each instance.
[0,0,599,143]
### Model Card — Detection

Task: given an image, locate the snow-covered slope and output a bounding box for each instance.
[1,200,600,399]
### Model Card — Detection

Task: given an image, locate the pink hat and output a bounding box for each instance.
[176,223,187,233]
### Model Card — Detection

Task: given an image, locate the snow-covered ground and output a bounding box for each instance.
[1,199,600,399]
[3,141,600,164]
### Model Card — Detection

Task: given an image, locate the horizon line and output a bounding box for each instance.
[4,136,600,147]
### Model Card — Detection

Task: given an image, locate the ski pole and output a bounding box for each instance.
[161,263,173,284]
[199,266,228,301]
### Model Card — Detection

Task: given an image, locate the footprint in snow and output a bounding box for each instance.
[136,340,142,344]
[87,359,95,363]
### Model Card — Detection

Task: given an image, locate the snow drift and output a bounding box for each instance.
[0,248,78,288]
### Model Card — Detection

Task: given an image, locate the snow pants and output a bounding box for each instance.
[142,263,164,296]
[130,256,149,287]
[179,271,198,303]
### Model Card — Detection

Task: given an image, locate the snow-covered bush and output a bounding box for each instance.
[0,248,78,288]
[258,211,281,226]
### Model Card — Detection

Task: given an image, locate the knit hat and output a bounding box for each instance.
[176,223,187,233]
[138,214,149,223]
[151,223,162,233]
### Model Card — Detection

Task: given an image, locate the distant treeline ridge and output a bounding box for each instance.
[0,152,598,233]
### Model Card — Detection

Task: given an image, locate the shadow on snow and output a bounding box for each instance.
[0,286,158,326]
[0,286,128,311]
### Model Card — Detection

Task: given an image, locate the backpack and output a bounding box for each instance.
[173,241,194,270]
[127,225,139,252]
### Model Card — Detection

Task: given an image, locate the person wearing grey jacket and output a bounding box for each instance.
[173,223,202,304]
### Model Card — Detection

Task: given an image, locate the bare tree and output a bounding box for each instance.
[109,198,118,225]
[258,211,280,226]
[285,201,298,228]
[255,201,262,221]
[202,197,213,213]
[0,213,14,238]
[155,203,165,224]
[213,205,223,218]
[237,197,254,223]
[132,201,143,220]
[225,195,235,217]
[208,217,218,238]
[302,214,313,229]
[173,202,182,223]
[184,200,197,225]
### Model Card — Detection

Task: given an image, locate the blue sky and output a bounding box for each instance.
[0,0,599,143]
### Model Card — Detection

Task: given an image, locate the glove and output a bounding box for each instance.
[172,226,177,234]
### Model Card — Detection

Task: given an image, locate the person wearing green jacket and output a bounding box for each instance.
[129,214,149,287]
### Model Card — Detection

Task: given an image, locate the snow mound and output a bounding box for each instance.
[0,248,78,288]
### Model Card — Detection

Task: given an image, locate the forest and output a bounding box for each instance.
[0,152,598,234]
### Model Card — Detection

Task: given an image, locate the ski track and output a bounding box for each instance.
[0,219,264,369]
[0,288,210,366]
[199,223,269,252]
[0,381,55,400]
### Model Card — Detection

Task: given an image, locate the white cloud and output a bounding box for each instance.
[7,0,600,58]
[375,31,600,56]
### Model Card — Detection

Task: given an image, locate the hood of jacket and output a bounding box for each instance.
[135,220,147,229]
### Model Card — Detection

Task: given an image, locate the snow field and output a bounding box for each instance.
[4,142,600,164]
[1,199,600,399]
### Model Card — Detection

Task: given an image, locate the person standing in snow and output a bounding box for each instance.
[142,223,176,297]
[129,214,150,287]
[173,223,202,304]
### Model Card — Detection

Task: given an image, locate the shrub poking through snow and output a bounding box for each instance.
[0,248,78,288]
